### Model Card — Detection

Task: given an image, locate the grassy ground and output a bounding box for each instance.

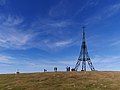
[0,71,120,90]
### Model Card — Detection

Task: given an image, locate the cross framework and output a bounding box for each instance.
[74,26,95,71]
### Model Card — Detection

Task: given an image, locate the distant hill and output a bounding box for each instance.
[0,71,120,90]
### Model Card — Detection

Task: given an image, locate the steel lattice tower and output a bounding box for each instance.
[74,26,95,71]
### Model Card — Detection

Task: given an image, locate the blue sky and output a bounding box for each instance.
[0,0,120,73]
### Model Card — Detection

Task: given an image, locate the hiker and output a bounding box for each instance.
[54,67,57,72]
[44,69,47,72]
[66,66,70,71]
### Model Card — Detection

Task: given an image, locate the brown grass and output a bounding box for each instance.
[0,71,120,90]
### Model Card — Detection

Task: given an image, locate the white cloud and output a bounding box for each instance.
[29,17,81,50]
[54,39,73,47]
[106,3,120,17]
[49,0,69,18]
[84,2,120,25]
[32,18,73,29]
[92,55,120,71]
[0,15,77,50]
[0,30,31,47]
[84,16,102,25]
[0,0,7,5]
[49,0,99,19]
[39,39,78,50]
[0,15,34,49]
[110,40,120,47]
[1,15,23,26]
[74,0,99,17]
[0,54,14,63]
[47,21,71,28]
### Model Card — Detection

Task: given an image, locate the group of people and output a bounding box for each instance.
[66,66,70,71]
[44,66,71,72]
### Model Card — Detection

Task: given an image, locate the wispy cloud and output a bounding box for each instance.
[0,15,35,49]
[29,17,81,50]
[49,0,71,18]
[46,20,71,28]
[33,19,72,29]
[0,15,79,50]
[106,3,120,17]
[49,0,99,19]
[109,38,120,47]
[0,54,14,63]
[92,55,120,71]
[84,2,120,25]
[0,0,7,6]
[54,39,73,47]
[0,15,23,26]
[1,0,120,51]
[35,38,78,51]
[73,0,99,18]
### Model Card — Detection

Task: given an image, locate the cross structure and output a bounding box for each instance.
[73,26,95,71]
